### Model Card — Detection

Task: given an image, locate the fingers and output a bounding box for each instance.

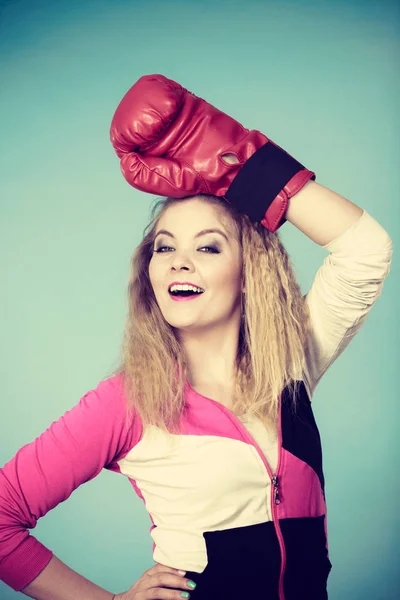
[124,562,195,599]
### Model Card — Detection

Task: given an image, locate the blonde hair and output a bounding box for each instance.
[108,194,312,437]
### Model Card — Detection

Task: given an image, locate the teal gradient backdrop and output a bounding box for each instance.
[0,0,398,598]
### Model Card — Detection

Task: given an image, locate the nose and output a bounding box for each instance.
[171,254,193,272]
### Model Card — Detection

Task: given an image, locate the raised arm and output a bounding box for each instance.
[285,179,364,246]
[285,180,393,396]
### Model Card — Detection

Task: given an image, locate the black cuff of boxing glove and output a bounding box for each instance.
[225,141,314,224]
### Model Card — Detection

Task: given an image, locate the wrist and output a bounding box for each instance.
[225,141,315,233]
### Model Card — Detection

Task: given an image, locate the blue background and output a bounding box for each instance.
[0,0,399,598]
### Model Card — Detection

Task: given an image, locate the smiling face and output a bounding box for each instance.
[149,198,243,335]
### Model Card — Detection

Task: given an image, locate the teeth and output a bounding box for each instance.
[170,284,204,293]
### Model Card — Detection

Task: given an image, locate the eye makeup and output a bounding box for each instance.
[155,245,220,254]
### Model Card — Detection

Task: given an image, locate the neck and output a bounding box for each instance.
[179,316,241,389]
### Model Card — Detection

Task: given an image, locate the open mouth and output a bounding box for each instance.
[168,289,205,301]
[168,285,204,302]
[170,290,203,297]
[168,282,205,295]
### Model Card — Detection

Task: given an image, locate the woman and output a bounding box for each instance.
[0,75,393,599]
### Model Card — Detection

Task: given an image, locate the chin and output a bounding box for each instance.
[168,319,199,328]
[166,316,207,330]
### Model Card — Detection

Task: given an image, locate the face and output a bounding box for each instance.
[149,198,243,334]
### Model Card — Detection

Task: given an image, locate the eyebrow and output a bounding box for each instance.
[154,228,229,243]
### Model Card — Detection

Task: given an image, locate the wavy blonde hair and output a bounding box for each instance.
[109,194,312,437]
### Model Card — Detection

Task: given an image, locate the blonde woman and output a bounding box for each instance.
[0,75,393,600]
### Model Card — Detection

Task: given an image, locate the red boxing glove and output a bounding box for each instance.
[110,74,315,232]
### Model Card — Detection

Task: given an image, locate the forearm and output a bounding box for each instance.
[285,180,364,247]
[20,555,115,600]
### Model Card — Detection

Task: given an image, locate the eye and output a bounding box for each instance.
[154,246,220,254]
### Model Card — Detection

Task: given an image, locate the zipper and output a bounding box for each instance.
[272,475,281,505]
[197,389,287,600]
[271,395,286,600]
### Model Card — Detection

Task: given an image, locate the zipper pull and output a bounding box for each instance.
[272,475,281,505]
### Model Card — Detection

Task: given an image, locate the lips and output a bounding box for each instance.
[168,281,204,292]
[167,281,205,305]
[169,292,204,302]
